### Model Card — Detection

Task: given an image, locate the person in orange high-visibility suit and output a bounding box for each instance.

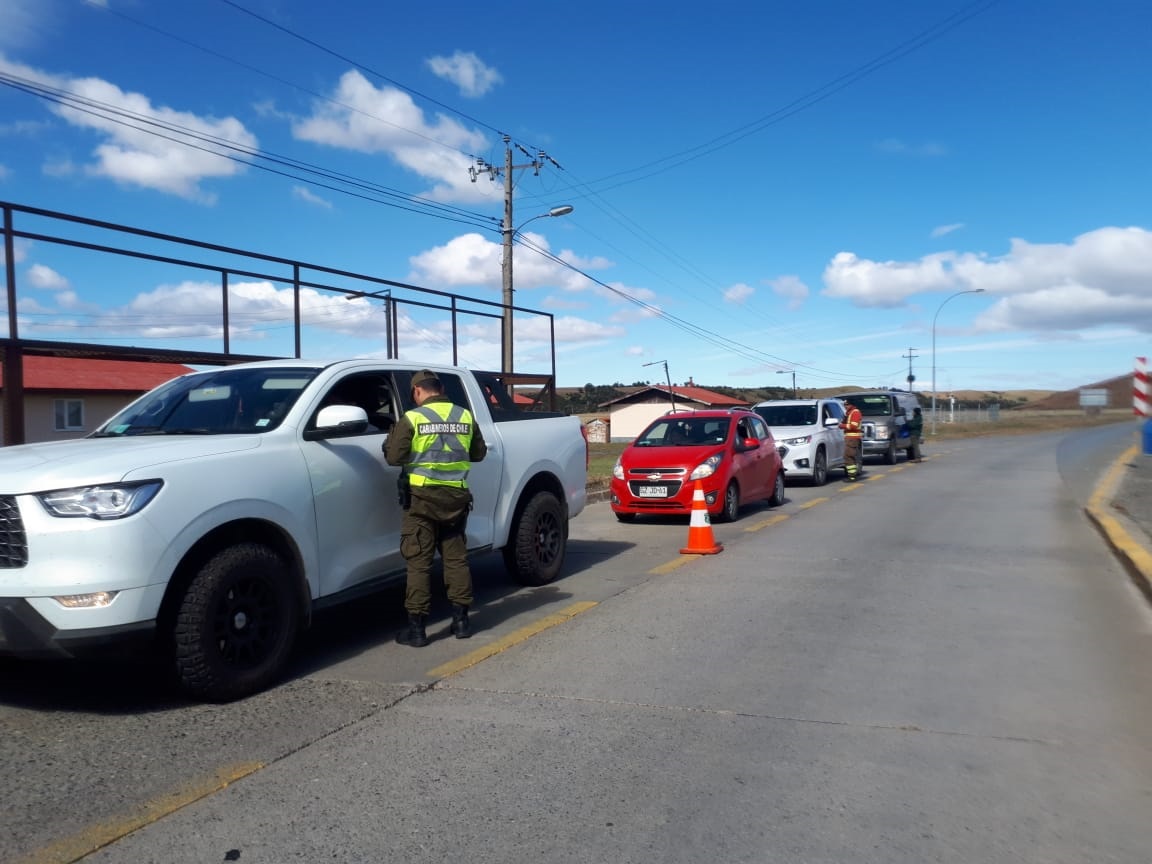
[840,402,864,482]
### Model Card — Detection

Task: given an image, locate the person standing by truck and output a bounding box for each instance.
[907,406,924,462]
[385,369,487,647]
[840,400,864,481]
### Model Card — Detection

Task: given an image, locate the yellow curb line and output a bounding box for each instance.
[799,497,829,510]
[1084,441,1152,605]
[650,555,700,573]
[743,513,791,533]
[18,762,263,864]
[428,601,598,678]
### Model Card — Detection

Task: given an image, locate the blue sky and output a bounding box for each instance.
[1,0,1149,395]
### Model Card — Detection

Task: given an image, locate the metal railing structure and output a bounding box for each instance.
[2,201,559,444]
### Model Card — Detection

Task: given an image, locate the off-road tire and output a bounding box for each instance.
[503,491,567,586]
[173,542,297,702]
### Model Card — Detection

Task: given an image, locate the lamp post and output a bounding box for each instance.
[501,204,574,375]
[931,288,985,435]
[777,368,797,398]
[643,359,677,412]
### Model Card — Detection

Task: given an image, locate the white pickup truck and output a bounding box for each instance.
[0,359,588,700]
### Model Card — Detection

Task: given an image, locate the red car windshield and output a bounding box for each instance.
[636,417,730,447]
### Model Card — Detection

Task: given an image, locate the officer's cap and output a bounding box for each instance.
[412,369,441,388]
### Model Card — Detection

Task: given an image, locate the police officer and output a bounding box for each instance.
[384,369,487,647]
[840,400,864,481]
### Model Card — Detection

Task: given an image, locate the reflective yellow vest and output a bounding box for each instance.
[404,401,475,488]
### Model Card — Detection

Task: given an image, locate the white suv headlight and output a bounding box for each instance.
[37,480,163,520]
[783,435,812,446]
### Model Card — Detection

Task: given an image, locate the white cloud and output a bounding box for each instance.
[822,251,955,307]
[766,275,808,309]
[293,70,490,203]
[292,186,333,209]
[42,158,76,177]
[931,223,965,238]
[26,263,69,289]
[0,0,46,50]
[876,138,948,157]
[0,163,8,180]
[822,225,1152,334]
[0,54,258,202]
[723,282,754,303]
[408,231,614,299]
[426,51,502,98]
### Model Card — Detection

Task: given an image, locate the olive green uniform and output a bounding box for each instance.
[384,394,487,616]
[907,409,924,462]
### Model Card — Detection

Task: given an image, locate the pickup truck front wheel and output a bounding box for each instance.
[173,542,298,702]
[504,491,566,586]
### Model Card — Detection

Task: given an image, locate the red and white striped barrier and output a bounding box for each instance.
[1135,356,1150,417]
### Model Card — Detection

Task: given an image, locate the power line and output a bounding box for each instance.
[216,0,511,144]
[96,1,492,166]
[0,71,497,231]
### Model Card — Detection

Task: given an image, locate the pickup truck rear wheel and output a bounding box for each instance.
[504,491,566,586]
[173,542,298,702]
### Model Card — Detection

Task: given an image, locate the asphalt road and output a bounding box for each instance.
[4,425,1151,863]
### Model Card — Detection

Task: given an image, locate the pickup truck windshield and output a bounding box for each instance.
[92,367,320,436]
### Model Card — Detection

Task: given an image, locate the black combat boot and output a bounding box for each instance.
[450,604,473,639]
[396,614,429,647]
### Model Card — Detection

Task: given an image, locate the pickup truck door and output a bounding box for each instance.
[302,373,405,597]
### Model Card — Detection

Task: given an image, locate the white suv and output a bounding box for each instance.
[753,398,847,486]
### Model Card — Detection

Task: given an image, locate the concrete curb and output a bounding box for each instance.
[1084,442,1152,606]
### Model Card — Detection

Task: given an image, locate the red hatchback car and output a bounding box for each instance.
[610,409,786,523]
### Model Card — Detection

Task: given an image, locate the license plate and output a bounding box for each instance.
[637,485,669,498]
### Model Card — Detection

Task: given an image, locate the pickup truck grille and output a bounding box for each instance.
[0,496,29,568]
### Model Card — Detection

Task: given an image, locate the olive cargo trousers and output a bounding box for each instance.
[400,486,473,616]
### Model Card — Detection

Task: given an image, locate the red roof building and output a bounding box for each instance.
[1,356,195,445]
[597,383,751,441]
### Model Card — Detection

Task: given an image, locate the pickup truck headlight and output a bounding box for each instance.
[37,480,163,520]
[689,454,723,481]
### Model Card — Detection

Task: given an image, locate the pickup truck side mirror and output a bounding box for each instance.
[303,405,370,440]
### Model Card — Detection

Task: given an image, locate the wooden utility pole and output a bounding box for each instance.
[471,137,561,376]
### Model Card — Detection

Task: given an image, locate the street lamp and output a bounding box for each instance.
[777,369,797,398]
[643,359,677,412]
[501,204,574,375]
[931,288,985,435]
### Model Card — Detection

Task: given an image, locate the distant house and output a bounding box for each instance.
[598,382,750,442]
[0,356,195,445]
[584,416,610,443]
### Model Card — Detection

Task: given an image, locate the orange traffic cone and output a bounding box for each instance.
[680,480,724,555]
